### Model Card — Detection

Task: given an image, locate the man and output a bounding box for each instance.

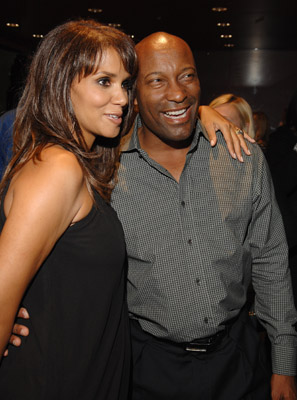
[9,33,297,399]
[110,33,297,399]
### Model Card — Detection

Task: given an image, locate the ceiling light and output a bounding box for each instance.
[220,34,232,38]
[88,8,102,13]
[108,23,121,28]
[212,7,228,12]
[33,34,44,38]
[224,43,234,47]
[217,22,230,27]
[6,23,19,27]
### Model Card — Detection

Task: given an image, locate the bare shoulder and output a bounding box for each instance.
[15,146,83,189]
[5,146,85,217]
[36,145,83,177]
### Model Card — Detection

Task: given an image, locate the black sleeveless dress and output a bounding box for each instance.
[0,189,130,399]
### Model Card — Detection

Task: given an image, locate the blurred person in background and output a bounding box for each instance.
[0,109,16,179]
[210,95,269,313]
[266,90,297,307]
[253,110,271,154]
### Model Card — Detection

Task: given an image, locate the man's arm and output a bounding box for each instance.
[248,147,297,399]
[271,374,297,400]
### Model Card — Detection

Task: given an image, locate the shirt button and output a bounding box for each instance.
[181,201,185,207]
[188,239,192,245]
[195,278,200,285]
[204,317,209,324]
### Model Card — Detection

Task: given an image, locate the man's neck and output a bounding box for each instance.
[138,127,193,182]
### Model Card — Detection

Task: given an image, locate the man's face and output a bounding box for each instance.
[135,38,201,145]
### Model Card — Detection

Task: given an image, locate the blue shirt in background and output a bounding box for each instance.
[0,109,15,178]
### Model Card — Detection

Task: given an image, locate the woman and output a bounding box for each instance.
[0,19,137,399]
[209,93,255,139]
[209,93,259,312]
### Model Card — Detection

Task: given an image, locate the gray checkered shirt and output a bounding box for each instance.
[111,115,297,375]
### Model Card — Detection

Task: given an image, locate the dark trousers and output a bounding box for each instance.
[129,312,271,400]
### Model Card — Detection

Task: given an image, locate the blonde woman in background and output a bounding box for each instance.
[209,93,258,316]
[209,93,255,139]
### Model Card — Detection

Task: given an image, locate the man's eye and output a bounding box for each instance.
[183,73,196,81]
[147,78,163,87]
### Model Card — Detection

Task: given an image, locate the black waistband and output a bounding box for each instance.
[183,328,228,352]
[130,319,233,354]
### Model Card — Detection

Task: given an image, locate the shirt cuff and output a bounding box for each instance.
[271,344,297,375]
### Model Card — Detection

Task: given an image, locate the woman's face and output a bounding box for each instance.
[71,48,131,148]
[214,103,243,130]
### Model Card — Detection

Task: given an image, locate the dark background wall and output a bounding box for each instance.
[0,49,30,115]
[0,49,18,113]
[196,49,297,129]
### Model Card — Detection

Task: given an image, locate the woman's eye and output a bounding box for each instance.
[98,78,110,86]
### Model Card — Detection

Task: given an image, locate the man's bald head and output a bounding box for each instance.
[133,31,201,147]
[135,32,195,67]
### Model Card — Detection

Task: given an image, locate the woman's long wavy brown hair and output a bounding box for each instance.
[0,19,138,202]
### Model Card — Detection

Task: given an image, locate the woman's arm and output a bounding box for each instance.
[0,148,86,358]
[198,105,255,162]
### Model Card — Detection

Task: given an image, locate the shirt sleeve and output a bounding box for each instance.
[249,147,297,375]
